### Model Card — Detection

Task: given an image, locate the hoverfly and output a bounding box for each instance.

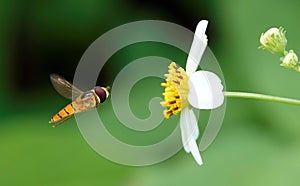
[49,74,110,128]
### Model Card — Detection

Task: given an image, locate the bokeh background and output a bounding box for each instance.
[1,0,300,185]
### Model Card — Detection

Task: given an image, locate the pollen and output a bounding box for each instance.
[161,62,189,119]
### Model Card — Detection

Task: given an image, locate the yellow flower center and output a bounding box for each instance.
[161,62,189,119]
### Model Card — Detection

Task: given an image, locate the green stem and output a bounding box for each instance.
[224,91,300,106]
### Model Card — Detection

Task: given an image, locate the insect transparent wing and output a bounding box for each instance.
[50,73,83,99]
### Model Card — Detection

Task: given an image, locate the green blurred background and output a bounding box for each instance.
[1,0,300,185]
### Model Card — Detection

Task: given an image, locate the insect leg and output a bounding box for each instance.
[51,116,72,128]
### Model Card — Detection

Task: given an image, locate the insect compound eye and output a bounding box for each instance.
[94,87,107,103]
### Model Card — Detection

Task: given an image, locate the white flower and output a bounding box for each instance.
[161,20,224,165]
[259,27,287,54]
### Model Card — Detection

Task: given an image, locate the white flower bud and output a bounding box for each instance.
[281,50,298,68]
[259,27,287,54]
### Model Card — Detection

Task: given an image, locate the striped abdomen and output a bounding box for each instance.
[49,103,77,123]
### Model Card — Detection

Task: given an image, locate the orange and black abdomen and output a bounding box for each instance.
[49,103,76,123]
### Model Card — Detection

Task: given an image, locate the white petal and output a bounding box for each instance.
[188,108,199,140]
[188,71,224,109]
[180,108,191,153]
[186,20,208,75]
[188,138,203,166]
[180,108,200,153]
[179,108,203,165]
[180,108,202,165]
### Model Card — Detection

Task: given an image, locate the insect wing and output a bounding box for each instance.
[50,73,83,99]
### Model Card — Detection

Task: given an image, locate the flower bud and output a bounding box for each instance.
[259,27,287,54]
[281,50,299,69]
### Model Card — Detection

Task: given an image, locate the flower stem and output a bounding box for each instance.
[224,91,300,106]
